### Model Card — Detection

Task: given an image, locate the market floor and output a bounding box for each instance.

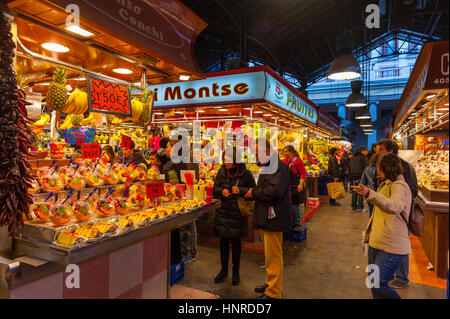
[179,195,447,299]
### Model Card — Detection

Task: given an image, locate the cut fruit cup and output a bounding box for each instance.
[50,203,73,227]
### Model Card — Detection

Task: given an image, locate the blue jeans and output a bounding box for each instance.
[368,247,408,299]
[351,178,364,210]
[394,255,410,284]
[343,175,349,192]
[292,204,303,226]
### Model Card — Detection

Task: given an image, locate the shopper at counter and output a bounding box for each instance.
[149,150,164,173]
[122,140,148,167]
[349,146,369,212]
[245,139,293,299]
[353,153,412,299]
[328,147,341,206]
[282,145,306,231]
[361,154,379,218]
[376,138,418,289]
[213,148,256,286]
[339,151,350,192]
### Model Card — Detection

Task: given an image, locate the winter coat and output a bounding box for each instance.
[361,165,377,190]
[328,155,340,179]
[251,156,293,232]
[349,152,369,179]
[213,164,256,239]
[364,175,412,255]
[340,157,350,178]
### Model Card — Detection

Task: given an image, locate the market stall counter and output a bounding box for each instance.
[1,200,219,299]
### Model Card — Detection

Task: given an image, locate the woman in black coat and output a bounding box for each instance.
[212,151,256,286]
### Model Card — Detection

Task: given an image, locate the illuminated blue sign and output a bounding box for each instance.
[264,74,318,124]
[149,70,318,124]
[149,72,266,108]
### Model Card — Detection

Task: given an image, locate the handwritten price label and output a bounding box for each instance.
[82,143,100,159]
[121,135,132,149]
[87,76,132,116]
[146,181,165,199]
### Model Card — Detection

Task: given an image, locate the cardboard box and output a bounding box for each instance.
[306,197,320,208]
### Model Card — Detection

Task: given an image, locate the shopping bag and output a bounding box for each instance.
[237,197,254,216]
[326,182,346,199]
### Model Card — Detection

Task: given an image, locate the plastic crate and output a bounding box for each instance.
[283,227,307,243]
[170,261,185,286]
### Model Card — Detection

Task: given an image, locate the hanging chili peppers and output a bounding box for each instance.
[0,3,34,236]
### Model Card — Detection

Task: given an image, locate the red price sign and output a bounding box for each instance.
[121,135,132,149]
[87,76,132,117]
[82,143,100,159]
[146,181,165,199]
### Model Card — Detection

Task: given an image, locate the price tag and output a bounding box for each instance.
[121,135,132,149]
[82,143,100,159]
[146,181,165,199]
[87,76,132,117]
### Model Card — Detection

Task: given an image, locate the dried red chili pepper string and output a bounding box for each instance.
[0,3,34,236]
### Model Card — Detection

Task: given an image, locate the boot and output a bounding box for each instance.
[232,266,240,286]
[214,267,228,283]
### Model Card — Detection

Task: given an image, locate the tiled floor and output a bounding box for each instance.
[170,284,220,299]
[183,195,447,299]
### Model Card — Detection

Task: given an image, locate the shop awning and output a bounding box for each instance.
[391,40,449,133]
[8,0,207,81]
[149,65,325,126]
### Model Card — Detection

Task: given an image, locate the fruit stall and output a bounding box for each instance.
[146,66,341,241]
[0,0,216,299]
[390,40,448,279]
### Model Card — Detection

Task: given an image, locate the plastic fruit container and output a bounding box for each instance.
[30,202,51,222]
[73,201,94,223]
[85,172,104,187]
[67,173,86,190]
[28,179,40,195]
[96,198,114,217]
[49,204,72,226]
[114,198,129,215]
[40,174,65,192]
[103,170,119,185]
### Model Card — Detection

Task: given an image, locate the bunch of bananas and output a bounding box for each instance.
[60,114,72,130]
[30,112,51,134]
[132,129,146,148]
[63,89,88,114]
[80,112,95,126]
[94,134,109,144]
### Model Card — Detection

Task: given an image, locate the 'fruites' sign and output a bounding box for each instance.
[149,70,318,124]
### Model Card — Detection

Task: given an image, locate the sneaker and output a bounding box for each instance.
[356,209,363,212]
[292,225,302,232]
[390,279,409,289]
[254,283,269,293]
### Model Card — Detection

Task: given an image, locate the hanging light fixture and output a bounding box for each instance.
[327,34,361,80]
[346,80,367,107]
[359,119,373,127]
[355,107,371,120]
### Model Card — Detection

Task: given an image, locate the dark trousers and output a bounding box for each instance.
[368,247,408,299]
[340,174,349,191]
[220,237,242,271]
[351,178,364,210]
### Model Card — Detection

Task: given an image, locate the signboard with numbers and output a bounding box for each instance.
[146,181,165,199]
[87,75,132,117]
[82,143,100,159]
[121,135,132,149]
[424,41,449,90]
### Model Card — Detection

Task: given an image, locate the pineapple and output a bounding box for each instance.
[46,68,68,111]
[106,114,115,126]
[71,114,84,127]
[16,71,30,90]
[138,103,150,125]
[168,170,178,184]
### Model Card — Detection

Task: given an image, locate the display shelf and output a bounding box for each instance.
[13,200,219,266]
[30,179,161,198]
